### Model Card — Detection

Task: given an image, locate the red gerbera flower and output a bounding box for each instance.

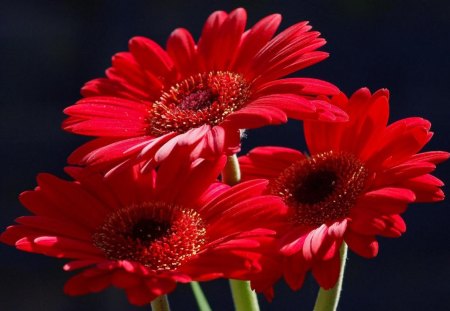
[0,150,287,305]
[63,7,347,175]
[239,88,449,291]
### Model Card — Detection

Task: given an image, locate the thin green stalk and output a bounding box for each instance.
[313,243,348,311]
[229,279,260,311]
[222,155,260,311]
[151,294,171,311]
[190,281,212,311]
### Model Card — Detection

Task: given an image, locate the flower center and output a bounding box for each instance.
[269,151,368,226]
[92,202,206,270]
[130,219,170,245]
[147,71,251,136]
[294,170,337,205]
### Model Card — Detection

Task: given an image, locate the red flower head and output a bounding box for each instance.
[1,149,287,305]
[63,8,347,175]
[239,88,449,291]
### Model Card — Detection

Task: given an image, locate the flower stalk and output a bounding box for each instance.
[313,243,348,311]
[191,281,212,311]
[229,279,261,311]
[151,295,171,311]
[223,154,260,311]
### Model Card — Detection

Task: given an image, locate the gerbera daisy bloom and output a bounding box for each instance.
[63,7,347,175]
[0,149,287,305]
[239,88,449,291]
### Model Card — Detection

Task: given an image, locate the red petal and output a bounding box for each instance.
[68,137,153,170]
[279,226,308,256]
[210,8,247,69]
[377,214,406,238]
[224,106,287,129]
[249,22,327,83]
[201,179,268,216]
[34,174,109,227]
[255,78,339,97]
[129,36,175,79]
[345,232,379,258]
[408,151,450,164]
[239,146,304,181]
[166,28,199,77]
[15,216,92,242]
[311,253,341,289]
[361,187,416,204]
[63,260,99,271]
[197,10,227,60]
[373,161,436,186]
[283,254,309,290]
[400,174,445,202]
[231,13,281,73]
[367,117,432,168]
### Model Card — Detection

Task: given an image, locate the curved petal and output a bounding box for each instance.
[231,13,281,74]
[198,9,248,70]
[129,36,175,80]
[166,28,199,77]
[254,78,339,97]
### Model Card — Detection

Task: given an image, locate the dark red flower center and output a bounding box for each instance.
[147,71,251,136]
[92,202,206,270]
[294,170,338,205]
[269,151,368,226]
[130,219,170,244]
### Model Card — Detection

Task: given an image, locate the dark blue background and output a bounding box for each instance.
[1,1,449,310]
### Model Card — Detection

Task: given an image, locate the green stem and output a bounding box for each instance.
[222,155,260,311]
[313,243,348,311]
[229,279,260,311]
[190,281,212,311]
[151,295,171,311]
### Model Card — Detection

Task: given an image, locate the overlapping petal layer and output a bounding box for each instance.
[63,8,346,175]
[1,148,287,305]
[239,88,448,292]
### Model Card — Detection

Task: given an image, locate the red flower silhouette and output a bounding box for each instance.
[1,150,287,305]
[240,88,448,292]
[63,8,346,175]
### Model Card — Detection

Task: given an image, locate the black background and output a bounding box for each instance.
[1,1,449,310]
